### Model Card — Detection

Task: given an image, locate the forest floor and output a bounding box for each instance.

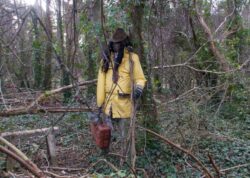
[1,111,249,178]
[0,90,249,177]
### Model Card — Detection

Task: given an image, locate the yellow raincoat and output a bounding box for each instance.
[97,49,146,118]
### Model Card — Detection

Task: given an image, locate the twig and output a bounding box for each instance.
[136,168,149,178]
[239,59,250,70]
[186,160,204,174]
[42,166,86,172]
[153,58,250,74]
[214,83,228,116]
[86,159,119,172]
[3,8,32,48]
[200,163,250,178]
[138,126,213,178]
[124,161,137,178]
[214,2,235,35]
[153,63,227,74]
[0,38,26,66]
[163,86,199,105]
[108,152,127,159]
[31,9,76,81]
[220,163,249,173]
[44,170,75,178]
[208,153,221,178]
[194,0,230,72]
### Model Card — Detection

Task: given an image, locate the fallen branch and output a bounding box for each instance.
[138,126,213,178]
[42,166,86,172]
[0,79,96,117]
[0,146,45,178]
[1,127,59,137]
[0,137,44,177]
[25,79,96,109]
[0,107,93,117]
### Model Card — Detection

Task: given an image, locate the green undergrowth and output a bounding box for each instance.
[0,106,249,177]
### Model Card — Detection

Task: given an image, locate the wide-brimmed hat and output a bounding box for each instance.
[111,28,128,43]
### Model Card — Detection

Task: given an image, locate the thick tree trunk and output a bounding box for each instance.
[129,1,158,128]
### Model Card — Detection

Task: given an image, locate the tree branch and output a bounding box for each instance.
[138,126,213,178]
[0,146,45,178]
[0,137,45,177]
[194,0,230,72]
[1,127,59,137]
[208,153,221,178]
[152,59,250,74]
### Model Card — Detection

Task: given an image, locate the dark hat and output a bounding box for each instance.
[111,28,128,43]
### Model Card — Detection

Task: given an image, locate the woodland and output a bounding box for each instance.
[0,0,249,177]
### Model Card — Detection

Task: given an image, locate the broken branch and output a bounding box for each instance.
[0,146,45,178]
[0,136,44,177]
[1,127,59,137]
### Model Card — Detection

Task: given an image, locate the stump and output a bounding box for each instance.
[46,130,57,166]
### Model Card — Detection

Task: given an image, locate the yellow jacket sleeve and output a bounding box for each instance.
[132,53,147,88]
[96,67,106,107]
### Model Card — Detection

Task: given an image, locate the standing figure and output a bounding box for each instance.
[96,28,146,158]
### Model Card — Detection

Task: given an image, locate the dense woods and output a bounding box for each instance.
[0,0,249,177]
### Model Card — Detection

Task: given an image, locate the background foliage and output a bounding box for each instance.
[0,0,249,177]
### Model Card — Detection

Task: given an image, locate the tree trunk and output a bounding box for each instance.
[32,12,42,88]
[56,0,71,102]
[130,1,157,121]
[63,0,74,101]
[86,0,101,97]
[129,1,158,129]
[43,0,52,90]
[0,42,4,93]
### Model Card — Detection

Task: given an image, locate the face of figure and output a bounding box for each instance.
[113,42,122,52]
